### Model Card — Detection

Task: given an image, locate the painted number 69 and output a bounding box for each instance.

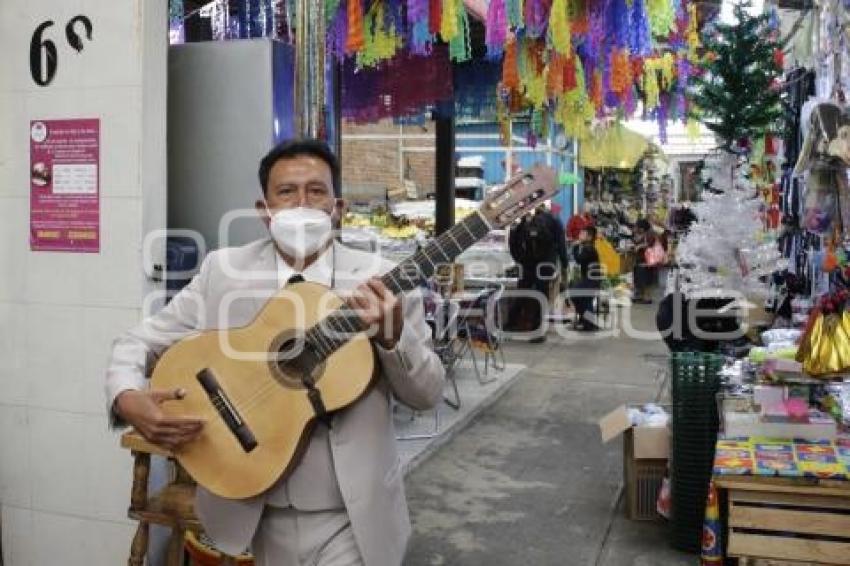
[30,16,93,87]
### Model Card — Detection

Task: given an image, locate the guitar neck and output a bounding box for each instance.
[381,211,491,294]
[305,212,492,358]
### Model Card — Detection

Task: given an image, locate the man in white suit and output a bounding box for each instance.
[106,139,446,566]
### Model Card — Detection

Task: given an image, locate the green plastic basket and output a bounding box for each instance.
[669,352,723,554]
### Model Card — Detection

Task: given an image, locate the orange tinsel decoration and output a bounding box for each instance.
[630,57,644,82]
[590,69,604,109]
[563,56,578,90]
[570,0,589,34]
[502,39,519,89]
[548,54,566,97]
[527,40,546,75]
[610,50,631,96]
[346,0,365,54]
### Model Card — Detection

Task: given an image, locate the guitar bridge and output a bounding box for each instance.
[196,368,258,453]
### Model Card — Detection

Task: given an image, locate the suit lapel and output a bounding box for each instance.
[248,239,282,316]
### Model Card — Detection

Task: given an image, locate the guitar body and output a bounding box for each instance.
[147,164,559,501]
[151,281,375,500]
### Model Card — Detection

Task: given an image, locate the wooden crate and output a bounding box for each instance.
[720,477,850,565]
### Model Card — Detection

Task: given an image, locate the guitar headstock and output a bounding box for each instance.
[478,164,560,228]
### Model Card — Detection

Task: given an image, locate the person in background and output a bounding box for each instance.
[508,205,569,342]
[566,209,595,242]
[633,218,658,304]
[570,226,602,331]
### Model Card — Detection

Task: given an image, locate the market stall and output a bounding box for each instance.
[593,1,850,561]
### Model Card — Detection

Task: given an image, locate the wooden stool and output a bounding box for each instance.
[715,476,850,565]
[121,431,245,566]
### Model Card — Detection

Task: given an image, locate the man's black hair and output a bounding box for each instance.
[583,226,597,240]
[258,138,341,198]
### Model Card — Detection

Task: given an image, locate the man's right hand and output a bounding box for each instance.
[115,388,204,451]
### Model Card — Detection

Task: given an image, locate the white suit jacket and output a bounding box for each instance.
[105,238,445,566]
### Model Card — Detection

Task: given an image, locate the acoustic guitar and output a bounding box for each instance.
[151,164,558,499]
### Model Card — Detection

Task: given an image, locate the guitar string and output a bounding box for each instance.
[204,219,484,419]
[194,214,490,427]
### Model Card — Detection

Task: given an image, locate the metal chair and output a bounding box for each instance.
[593,288,613,329]
[395,297,462,440]
[457,285,505,384]
[431,298,465,409]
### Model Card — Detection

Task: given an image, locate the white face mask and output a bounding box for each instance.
[266,206,333,259]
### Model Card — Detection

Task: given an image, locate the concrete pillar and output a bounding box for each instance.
[0,1,167,563]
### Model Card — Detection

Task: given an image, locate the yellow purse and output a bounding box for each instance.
[796,311,850,376]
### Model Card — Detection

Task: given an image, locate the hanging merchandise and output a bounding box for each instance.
[796,289,850,377]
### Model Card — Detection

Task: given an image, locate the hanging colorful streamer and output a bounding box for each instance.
[486,0,508,60]
[346,0,365,54]
[441,0,458,41]
[610,49,632,97]
[502,38,520,89]
[407,0,433,55]
[357,1,402,68]
[507,0,525,28]
[558,56,594,139]
[630,0,652,56]
[549,0,572,56]
[525,0,551,38]
[196,0,694,136]
[647,0,675,37]
[687,2,700,61]
[325,0,341,22]
[448,0,471,62]
[342,46,453,123]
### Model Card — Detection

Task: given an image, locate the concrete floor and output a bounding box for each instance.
[403,304,697,566]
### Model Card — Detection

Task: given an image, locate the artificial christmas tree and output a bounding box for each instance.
[689,1,784,152]
[674,154,786,299]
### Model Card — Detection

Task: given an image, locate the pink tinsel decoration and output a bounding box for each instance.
[342,46,453,123]
[486,0,508,60]
[524,0,552,39]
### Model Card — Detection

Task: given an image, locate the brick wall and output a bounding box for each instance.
[341,119,437,200]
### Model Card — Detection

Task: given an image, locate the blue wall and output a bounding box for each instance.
[454,122,582,223]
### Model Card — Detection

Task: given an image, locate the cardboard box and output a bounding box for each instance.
[599,405,670,459]
[600,405,670,520]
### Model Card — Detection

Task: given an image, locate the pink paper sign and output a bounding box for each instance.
[30,118,100,252]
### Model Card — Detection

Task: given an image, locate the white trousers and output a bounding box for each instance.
[251,507,365,566]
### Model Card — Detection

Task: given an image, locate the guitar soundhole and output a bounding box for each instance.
[267,331,326,390]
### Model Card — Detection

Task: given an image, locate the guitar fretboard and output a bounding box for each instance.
[303,212,491,360]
